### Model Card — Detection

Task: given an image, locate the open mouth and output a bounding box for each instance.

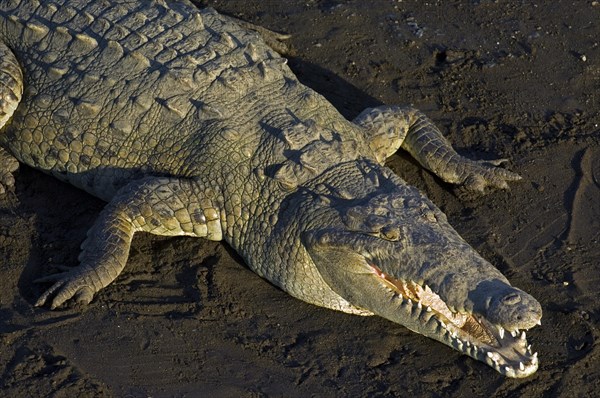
[369,263,540,378]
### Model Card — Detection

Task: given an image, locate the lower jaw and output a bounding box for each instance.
[373,291,538,378]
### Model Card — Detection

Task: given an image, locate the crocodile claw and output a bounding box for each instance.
[35,271,96,309]
[460,158,522,192]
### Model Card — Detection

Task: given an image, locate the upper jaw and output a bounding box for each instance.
[304,229,542,378]
[368,262,541,377]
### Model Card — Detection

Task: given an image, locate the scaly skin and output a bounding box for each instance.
[0,0,541,377]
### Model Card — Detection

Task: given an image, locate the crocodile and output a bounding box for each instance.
[0,0,541,377]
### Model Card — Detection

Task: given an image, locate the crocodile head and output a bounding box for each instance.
[300,163,542,378]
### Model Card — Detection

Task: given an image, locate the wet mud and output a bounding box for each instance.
[1,1,599,396]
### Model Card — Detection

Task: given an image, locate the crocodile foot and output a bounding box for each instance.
[34,267,98,309]
[458,157,522,192]
[0,147,18,195]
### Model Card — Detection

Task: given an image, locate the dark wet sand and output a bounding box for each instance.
[1,1,599,396]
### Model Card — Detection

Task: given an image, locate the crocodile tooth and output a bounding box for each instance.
[504,366,511,374]
[417,301,422,309]
[426,306,432,312]
[498,327,504,339]
[537,319,542,326]
[520,331,526,340]
[527,344,532,353]
[519,362,525,371]
[487,352,493,359]
[533,352,538,360]
[457,341,463,351]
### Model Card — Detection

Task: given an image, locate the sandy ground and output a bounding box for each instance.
[1,0,599,396]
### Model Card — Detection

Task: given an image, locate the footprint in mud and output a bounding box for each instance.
[565,147,600,246]
[546,310,600,397]
[0,343,108,395]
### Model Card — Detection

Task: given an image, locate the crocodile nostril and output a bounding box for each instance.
[502,292,522,305]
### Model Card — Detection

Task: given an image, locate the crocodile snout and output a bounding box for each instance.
[488,288,542,331]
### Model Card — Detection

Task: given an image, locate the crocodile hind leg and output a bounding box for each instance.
[0,42,24,194]
[216,13,292,55]
[354,106,522,192]
[35,176,224,309]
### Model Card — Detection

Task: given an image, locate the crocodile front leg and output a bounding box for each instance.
[35,176,224,309]
[354,106,522,192]
[0,42,23,194]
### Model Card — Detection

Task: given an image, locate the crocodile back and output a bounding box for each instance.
[0,0,287,199]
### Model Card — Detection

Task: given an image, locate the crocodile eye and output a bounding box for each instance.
[380,225,401,241]
[365,214,388,232]
[502,292,522,305]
